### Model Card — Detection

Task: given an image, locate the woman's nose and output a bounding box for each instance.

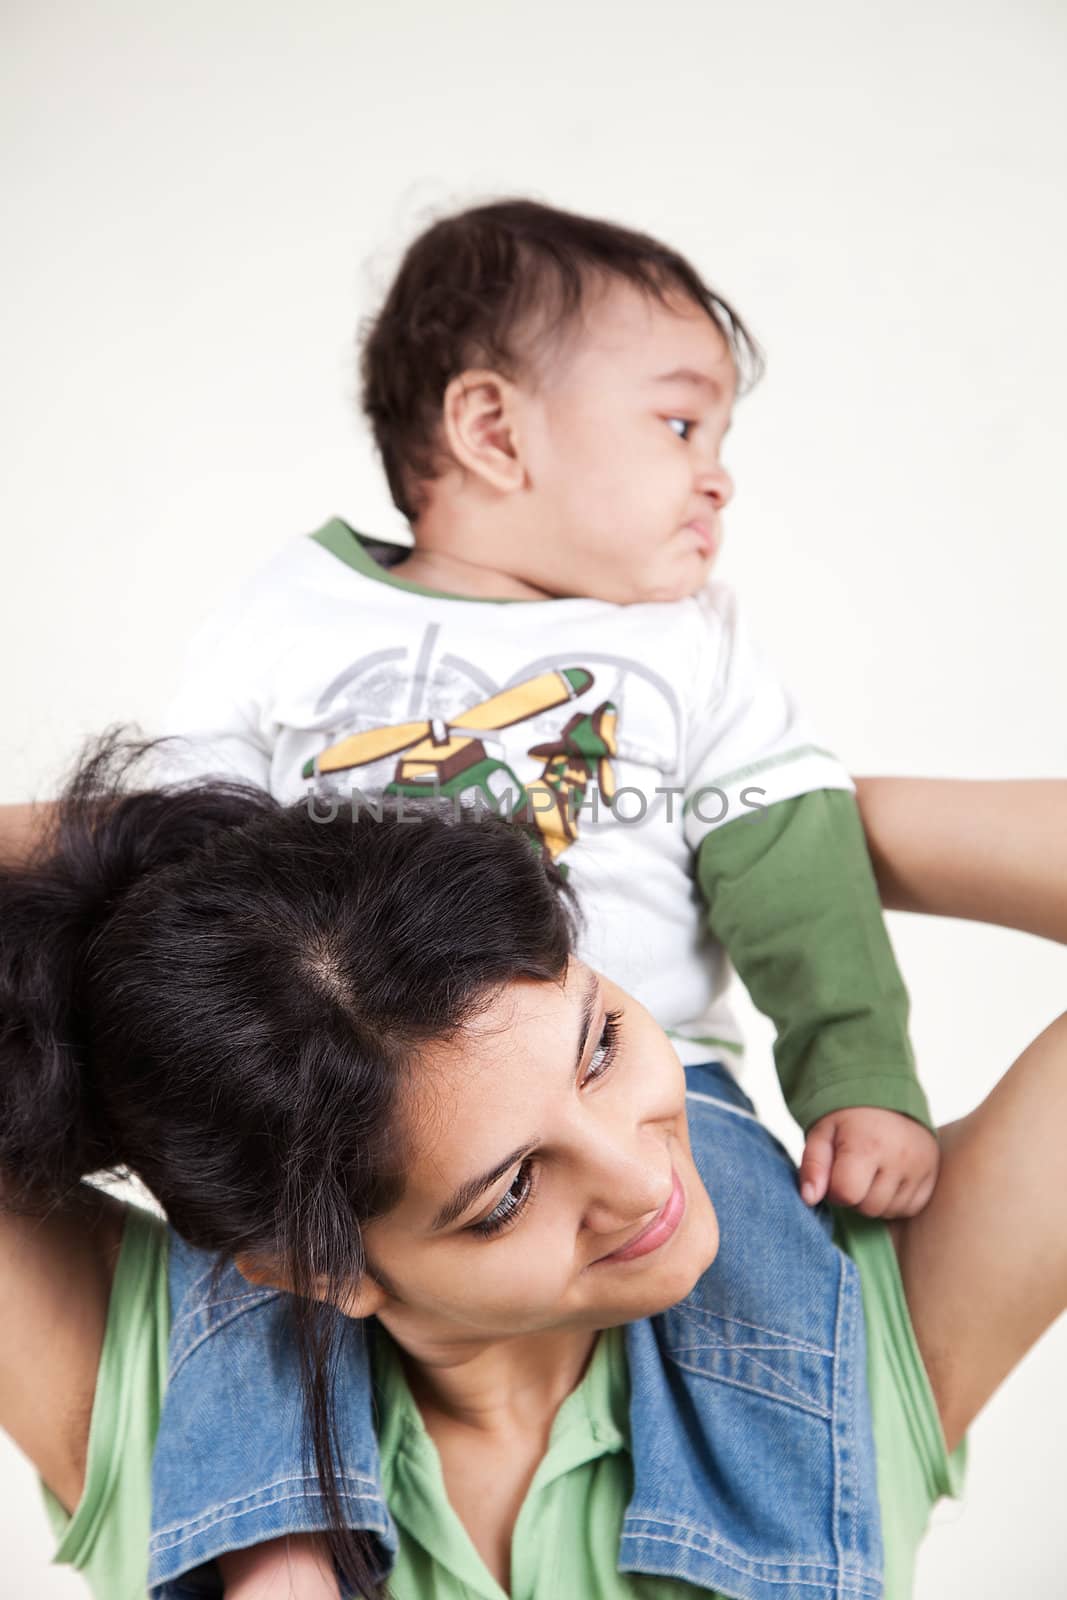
[581,1142,674,1238]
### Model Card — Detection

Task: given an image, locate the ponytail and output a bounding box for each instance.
[0,729,274,1203]
[1,726,577,1597]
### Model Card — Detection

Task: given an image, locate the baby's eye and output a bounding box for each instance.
[666,417,696,442]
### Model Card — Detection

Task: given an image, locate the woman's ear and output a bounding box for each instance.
[234,1254,389,1318]
[441,368,526,494]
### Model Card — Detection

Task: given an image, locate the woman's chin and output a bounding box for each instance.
[625,1188,720,1321]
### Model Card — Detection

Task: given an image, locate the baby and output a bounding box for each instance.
[148,197,938,1595]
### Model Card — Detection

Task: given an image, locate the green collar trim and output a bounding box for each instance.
[310,518,532,605]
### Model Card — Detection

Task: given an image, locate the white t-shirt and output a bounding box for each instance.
[158,520,853,1064]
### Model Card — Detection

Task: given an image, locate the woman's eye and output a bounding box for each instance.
[666,417,695,442]
[583,1009,623,1086]
[469,1159,536,1239]
[466,1011,624,1241]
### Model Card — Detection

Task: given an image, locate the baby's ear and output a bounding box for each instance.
[233,1252,389,1317]
[441,367,526,493]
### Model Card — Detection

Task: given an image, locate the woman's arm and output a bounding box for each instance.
[855,778,1067,943]
[0,1179,125,1512]
[0,802,53,865]
[859,778,1067,1447]
[896,1008,1067,1454]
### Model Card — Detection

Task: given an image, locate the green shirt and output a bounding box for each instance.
[41,1203,169,1596]
[43,1204,964,1600]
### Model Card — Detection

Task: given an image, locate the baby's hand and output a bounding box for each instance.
[799,1107,940,1219]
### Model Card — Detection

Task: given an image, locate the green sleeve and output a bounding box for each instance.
[696,788,933,1133]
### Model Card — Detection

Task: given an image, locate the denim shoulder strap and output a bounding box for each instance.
[148,1235,396,1597]
[621,1061,883,1600]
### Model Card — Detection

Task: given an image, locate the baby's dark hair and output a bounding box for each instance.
[0,731,579,1597]
[359,195,763,521]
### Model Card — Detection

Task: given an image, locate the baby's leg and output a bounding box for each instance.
[219,1534,339,1597]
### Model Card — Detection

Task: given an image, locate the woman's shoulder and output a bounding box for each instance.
[670,1063,843,1339]
[114,1194,169,1280]
[683,1061,801,1191]
[44,1195,171,1600]
[0,1179,153,1522]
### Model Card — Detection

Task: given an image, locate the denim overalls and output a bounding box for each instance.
[149,1062,884,1599]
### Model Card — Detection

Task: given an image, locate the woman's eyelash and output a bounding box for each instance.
[467,1009,625,1240]
[469,1158,537,1239]
[584,1008,623,1085]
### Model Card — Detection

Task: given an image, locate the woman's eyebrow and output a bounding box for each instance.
[429,970,601,1233]
[430,1140,539,1234]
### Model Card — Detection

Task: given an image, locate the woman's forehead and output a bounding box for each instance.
[395,965,590,1190]
[418,967,583,1112]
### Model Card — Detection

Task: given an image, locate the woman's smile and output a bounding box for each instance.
[593,1166,686,1265]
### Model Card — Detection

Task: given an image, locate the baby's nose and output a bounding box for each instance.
[702,464,734,510]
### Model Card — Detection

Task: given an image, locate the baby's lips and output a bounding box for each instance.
[684,520,717,559]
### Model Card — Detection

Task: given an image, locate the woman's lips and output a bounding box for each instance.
[595,1169,686,1264]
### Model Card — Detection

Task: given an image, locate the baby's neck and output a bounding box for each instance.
[393,546,553,602]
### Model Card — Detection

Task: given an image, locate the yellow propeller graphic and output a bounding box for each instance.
[303,667,593,779]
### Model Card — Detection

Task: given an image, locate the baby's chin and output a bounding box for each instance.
[635,576,713,606]
[629,555,721,606]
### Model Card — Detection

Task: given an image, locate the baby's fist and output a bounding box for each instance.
[799,1107,939,1219]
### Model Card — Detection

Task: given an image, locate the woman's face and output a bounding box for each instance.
[356,959,720,1362]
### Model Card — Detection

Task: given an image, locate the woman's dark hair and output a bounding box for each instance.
[359,195,763,521]
[0,731,578,1597]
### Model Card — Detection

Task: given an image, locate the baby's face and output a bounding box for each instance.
[515,279,737,604]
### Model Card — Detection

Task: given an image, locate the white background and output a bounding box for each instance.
[2,1,1065,1594]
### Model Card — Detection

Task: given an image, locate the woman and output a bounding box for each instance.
[1,744,1064,1599]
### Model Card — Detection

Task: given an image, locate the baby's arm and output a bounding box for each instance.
[696,788,939,1218]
